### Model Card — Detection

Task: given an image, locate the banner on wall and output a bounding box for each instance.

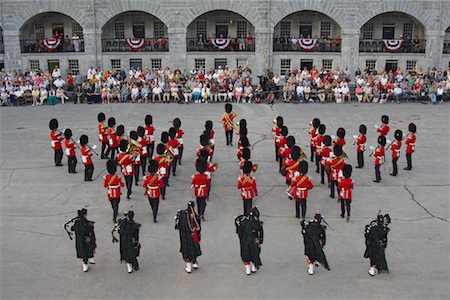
[42,39,61,50]
[210,38,231,49]
[383,39,404,52]
[126,38,146,50]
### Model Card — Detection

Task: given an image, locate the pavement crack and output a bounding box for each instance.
[404,185,449,223]
[13,229,64,238]
[1,169,15,191]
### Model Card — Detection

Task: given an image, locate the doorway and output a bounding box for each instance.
[133,23,145,38]
[385,60,398,72]
[215,24,228,38]
[52,24,64,38]
[299,25,312,38]
[300,59,313,71]
[48,59,60,72]
[382,25,395,39]
[214,58,227,69]
[130,59,143,70]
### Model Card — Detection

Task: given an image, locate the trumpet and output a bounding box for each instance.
[212,162,219,171]
[253,163,259,172]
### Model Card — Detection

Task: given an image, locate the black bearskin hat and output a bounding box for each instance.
[343,164,352,178]
[97,112,105,122]
[196,158,207,173]
[318,124,326,135]
[126,210,134,220]
[333,144,343,157]
[276,116,284,128]
[205,120,213,131]
[119,139,129,152]
[299,160,308,175]
[169,127,176,139]
[337,127,346,139]
[240,136,249,148]
[280,126,288,137]
[64,128,72,139]
[225,103,232,113]
[243,161,253,175]
[359,124,367,134]
[116,125,124,136]
[242,148,251,160]
[129,131,138,141]
[49,118,58,130]
[200,134,209,147]
[239,126,248,138]
[394,129,403,141]
[323,135,332,146]
[107,159,117,174]
[145,114,153,126]
[137,126,145,137]
[79,134,88,146]
[156,143,166,155]
[239,119,247,129]
[173,118,181,129]
[381,115,389,124]
[148,159,158,174]
[203,129,211,140]
[161,131,169,144]
[312,118,320,129]
[77,208,87,218]
[249,206,260,218]
[286,135,296,148]
[291,145,301,161]
[108,117,116,128]
[313,213,322,223]
[408,123,417,133]
[199,149,210,160]
[378,135,386,147]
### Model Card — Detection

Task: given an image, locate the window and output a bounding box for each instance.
[151,59,162,70]
[29,60,40,70]
[403,23,414,40]
[154,21,165,38]
[320,21,331,38]
[196,21,207,38]
[322,59,333,71]
[236,58,247,68]
[382,24,395,39]
[214,58,227,69]
[72,23,83,39]
[111,59,121,70]
[280,21,291,37]
[406,60,417,72]
[34,24,44,40]
[237,21,248,38]
[133,22,145,38]
[130,59,142,70]
[361,23,374,39]
[365,60,376,71]
[280,59,291,76]
[195,58,206,71]
[68,60,79,73]
[114,22,125,39]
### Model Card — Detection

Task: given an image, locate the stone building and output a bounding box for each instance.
[0,0,449,76]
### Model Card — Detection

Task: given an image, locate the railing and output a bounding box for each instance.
[273,37,341,52]
[359,39,426,53]
[101,38,169,52]
[187,37,255,52]
[444,40,450,54]
[20,39,85,53]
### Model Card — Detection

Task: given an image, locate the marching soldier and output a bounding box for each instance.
[355,124,367,168]
[288,161,313,219]
[376,115,390,136]
[237,136,250,161]
[137,126,148,176]
[319,135,332,185]
[277,126,289,172]
[97,112,109,159]
[160,131,173,181]
[282,145,303,186]
[79,135,95,181]
[364,212,391,276]
[154,143,171,199]
[107,117,119,160]
[191,158,210,220]
[49,118,64,166]
[175,201,202,273]
[373,136,386,182]
[196,134,213,161]
[404,123,417,170]
[204,120,215,157]
[144,115,156,159]
[235,207,264,275]
[237,161,258,215]
[314,124,326,173]
[168,127,181,176]
[272,116,284,161]
[103,159,124,223]
[390,129,402,176]
[220,103,238,146]
[279,135,296,176]
[64,208,96,272]
[173,118,185,164]
[116,124,125,145]
[198,149,218,201]
[142,160,165,223]
[129,131,142,185]
[239,148,258,174]
[301,213,330,275]
[308,118,320,163]
[64,128,78,174]
[327,145,346,198]
[117,139,135,199]
[338,164,354,221]
[333,127,346,149]
[112,210,141,273]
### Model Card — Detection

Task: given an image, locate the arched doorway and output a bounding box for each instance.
[0,26,3,54]
[444,26,450,54]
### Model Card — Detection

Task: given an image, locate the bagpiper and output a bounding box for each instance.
[112,210,141,273]
[314,124,326,173]
[175,201,202,273]
[355,124,367,168]
[142,159,165,223]
[79,134,95,181]
[308,118,320,163]
[288,161,313,219]
[64,128,78,174]
[376,115,390,136]
[235,207,264,275]
[220,103,237,146]
[49,118,64,166]
[364,212,391,276]
[173,118,185,164]
[272,116,284,161]
[390,129,403,176]
[117,139,135,199]
[137,126,148,176]
[191,158,210,220]
[103,159,124,223]
[372,135,386,183]
[326,144,346,198]
[144,114,156,159]
[97,112,109,159]
[338,164,354,221]
[404,123,416,170]
[301,213,330,275]
[64,208,96,272]
[237,161,259,215]
[107,117,119,160]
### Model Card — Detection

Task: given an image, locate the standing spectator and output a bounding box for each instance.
[52,67,61,79]
[72,34,81,52]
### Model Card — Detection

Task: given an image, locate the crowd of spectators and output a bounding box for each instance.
[1,64,449,107]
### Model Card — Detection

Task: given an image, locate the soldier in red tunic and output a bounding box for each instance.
[143,160,165,223]
[308,118,320,163]
[103,159,124,223]
[49,118,64,166]
[280,135,295,178]
[373,135,386,182]
[237,136,250,161]
[79,135,95,181]
[314,124,326,173]
[173,118,185,164]
[283,145,303,186]
[107,117,119,160]
[404,123,417,170]
[168,127,181,176]
[355,124,367,168]
[192,158,210,220]
[196,134,213,161]
[116,125,125,145]
[97,112,109,159]
[137,126,148,176]
[239,148,258,174]
[144,115,155,159]
[204,120,215,156]
[338,164,354,221]
[390,129,403,176]
[376,115,390,136]
[129,131,142,186]
[238,161,258,215]
[327,145,346,198]
[154,143,171,200]
[277,126,289,172]
[117,140,135,199]
[272,116,284,161]
[320,135,332,185]
[220,103,237,146]
[287,161,313,220]
[333,127,346,149]
[64,128,78,174]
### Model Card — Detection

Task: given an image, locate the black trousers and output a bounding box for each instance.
[295,200,307,218]
[140,155,147,176]
[392,157,398,175]
[225,130,233,145]
[110,198,120,222]
[102,142,109,158]
[340,199,351,217]
[357,151,364,167]
[161,176,168,199]
[84,164,94,181]
[109,147,117,160]
[178,147,184,164]
[320,164,326,184]
[124,175,133,197]
[147,143,155,159]
[68,156,77,173]
[148,197,159,220]
[275,144,280,161]
[54,149,63,165]
[134,165,140,184]
[330,180,337,198]
[243,199,253,215]
[279,157,283,172]
[315,155,322,173]
[406,153,412,169]
[375,164,381,181]
[172,156,179,175]
[310,146,315,163]
[197,197,207,217]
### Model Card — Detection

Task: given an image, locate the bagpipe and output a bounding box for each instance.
[365,210,391,247]
[63,216,81,240]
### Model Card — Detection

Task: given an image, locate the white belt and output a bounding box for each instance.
[65,148,72,156]
[51,141,56,147]
[82,156,88,163]
[177,138,183,145]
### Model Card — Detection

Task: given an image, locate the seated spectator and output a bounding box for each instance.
[170,83,180,103]
[182,85,192,103]
[152,85,162,103]
[39,87,48,105]
[48,89,58,105]
[235,83,243,103]
[243,83,253,103]
[210,83,219,102]
[163,84,171,103]
[141,84,150,103]
[1,88,8,106]
[227,84,234,102]
[296,84,304,102]
[192,85,201,103]
[56,87,69,104]
[265,90,275,105]
[31,86,40,106]
[201,83,210,103]
[218,84,227,102]
[341,82,350,103]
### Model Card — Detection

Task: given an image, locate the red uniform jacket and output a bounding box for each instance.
[64,139,76,157]
[320,146,332,166]
[143,174,165,198]
[103,174,124,200]
[377,124,390,136]
[327,157,345,181]
[356,134,367,152]
[192,173,210,197]
[237,174,258,200]
[176,129,184,147]
[196,147,213,160]
[308,127,317,147]
[98,122,108,143]
[288,175,313,200]
[284,160,300,182]
[80,146,93,165]
[272,126,281,145]
[334,138,346,147]
[374,146,385,165]
[405,134,416,153]
[390,140,402,158]
[314,134,324,155]
[108,128,118,148]
[221,112,237,131]
[154,155,170,177]
[138,137,148,157]
[117,153,135,176]
[239,160,258,173]
[167,139,180,157]
[277,137,287,155]
[338,178,354,200]
[280,147,292,167]
[144,125,155,144]
[50,130,63,150]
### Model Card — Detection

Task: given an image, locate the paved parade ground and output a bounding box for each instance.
[0,102,449,299]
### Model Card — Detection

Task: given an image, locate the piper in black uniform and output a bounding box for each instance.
[112,210,141,273]
[301,212,330,275]
[235,206,264,275]
[364,212,391,276]
[175,201,202,273]
[64,208,96,272]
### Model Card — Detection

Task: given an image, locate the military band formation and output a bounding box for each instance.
[52,103,417,276]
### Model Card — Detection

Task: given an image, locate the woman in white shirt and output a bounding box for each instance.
[234,83,243,103]
[131,85,140,103]
[152,85,162,103]
[39,87,48,105]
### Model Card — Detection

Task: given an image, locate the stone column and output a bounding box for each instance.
[168,27,187,71]
[82,29,99,72]
[3,31,22,71]
[340,28,360,75]
[254,27,273,76]
[425,30,445,68]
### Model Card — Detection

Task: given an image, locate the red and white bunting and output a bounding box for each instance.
[126,38,146,50]
[383,39,403,52]
[42,39,61,50]
[298,39,319,51]
[210,38,231,49]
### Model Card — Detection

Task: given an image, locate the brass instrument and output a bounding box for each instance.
[299,150,307,161]
[339,151,348,159]
[212,162,219,171]
[273,118,277,124]
[253,163,259,172]
[127,139,142,156]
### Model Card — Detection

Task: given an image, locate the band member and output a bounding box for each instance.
[198,149,218,200]
[288,161,313,219]
[112,210,141,273]
[314,124,326,173]
[390,129,402,176]
[168,127,180,176]
[277,126,289,172]
[160,131,174,182]
[327,145,346,198]
[364,212,391,276]
[334,127,346,149]
[144,115,155,159]
[237,161,258,215]
[191,158,210,220]
[355,124,367,168]
[239,148,258,173]
[117,140,135,199]
[196,134,213,161]
[107,117,119,160]
[272,116,284,161]
[404,123,416,170]
[175,201,202,273]
[320,135,332,185]
[235,207,264,275]
[373,135,386,182]
[338,164,353,221]
[143,160,165,223]
[204,120,215,158]
[237,136,250,161]
[237,126,248,149]
[49,118,63,166]
[282,145,303,185]
[64,128,77,174]
[129,131,142,185]
[301,213,330,275]
[221,103,237,146]
[116,125,125,145]
[64,208,96,272]
[97,112,109,159]
[103,159,124,223]
[173,118,185,164]
[280,135,296,177]
[79,135,94,181]
[137,126,148,176]
[308,118,320,163]
[376,115,390,136]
